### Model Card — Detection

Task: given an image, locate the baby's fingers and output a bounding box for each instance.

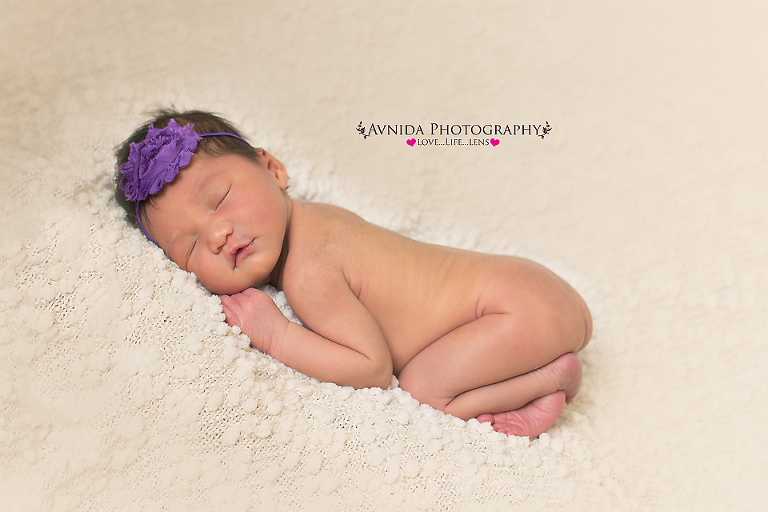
[219,295,242,328]
[240,287,262,298]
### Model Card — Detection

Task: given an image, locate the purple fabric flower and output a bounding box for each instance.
[119,119,202,202]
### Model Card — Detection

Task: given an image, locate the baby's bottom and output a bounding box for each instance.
[397,309,587,439]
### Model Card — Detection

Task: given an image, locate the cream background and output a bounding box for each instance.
[1,1,766,510]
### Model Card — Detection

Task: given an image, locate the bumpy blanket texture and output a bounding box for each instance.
[1,1,766,511]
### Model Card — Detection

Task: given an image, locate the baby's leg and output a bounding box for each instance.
[474,353,581,438]
[397,311,585,437]
[459,352,581,415]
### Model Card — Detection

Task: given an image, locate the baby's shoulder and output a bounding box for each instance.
[283,202,352,274]
[290,201,370,243]
[297,201,365,225]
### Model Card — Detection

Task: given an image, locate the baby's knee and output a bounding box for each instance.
[397,370,451,412]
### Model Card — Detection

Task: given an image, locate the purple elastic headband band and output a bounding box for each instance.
[117,120,249,247]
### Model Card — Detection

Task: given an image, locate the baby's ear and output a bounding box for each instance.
[258,149,288,189]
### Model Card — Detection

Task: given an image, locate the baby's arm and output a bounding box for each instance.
[220,272,393,389]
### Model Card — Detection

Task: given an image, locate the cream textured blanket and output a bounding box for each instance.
[2,1,766,511]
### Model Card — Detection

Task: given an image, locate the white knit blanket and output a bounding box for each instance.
[2,1,766,511]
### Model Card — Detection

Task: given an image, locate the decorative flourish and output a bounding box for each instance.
[539,121,552,139]
[356,121,370,139]
[119,119,201,202]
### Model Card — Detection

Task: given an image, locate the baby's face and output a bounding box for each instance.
[143,151,290,295]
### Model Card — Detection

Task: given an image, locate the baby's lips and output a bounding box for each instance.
[226,242,243,267]
[232,239,256,267]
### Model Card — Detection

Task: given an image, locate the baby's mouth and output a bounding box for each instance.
[233,240,255,267]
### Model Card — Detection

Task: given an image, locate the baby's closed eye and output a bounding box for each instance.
[186,239,197,268]
[215,186,230,208]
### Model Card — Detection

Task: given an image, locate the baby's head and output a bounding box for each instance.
[115,109,257,230]
[115,109,291,294]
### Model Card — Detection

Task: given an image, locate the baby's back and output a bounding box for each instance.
[283,201,514,372]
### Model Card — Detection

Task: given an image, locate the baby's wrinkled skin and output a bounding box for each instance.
[142,149,592,437]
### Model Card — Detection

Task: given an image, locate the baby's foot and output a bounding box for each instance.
[478,391,565,438]
[550,352,582,403]
[476,353,582,438]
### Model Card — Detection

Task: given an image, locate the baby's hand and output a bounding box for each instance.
[219,288,289,355]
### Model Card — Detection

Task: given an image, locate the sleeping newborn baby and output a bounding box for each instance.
[115,109,592,438]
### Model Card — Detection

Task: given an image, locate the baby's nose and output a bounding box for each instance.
[205,221,232,252]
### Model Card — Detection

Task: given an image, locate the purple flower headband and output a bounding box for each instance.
[118,119,247,246]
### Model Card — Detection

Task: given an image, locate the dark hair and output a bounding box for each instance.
[114,108,258,228]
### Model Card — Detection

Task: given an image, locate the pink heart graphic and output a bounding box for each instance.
[490,138,500,146]
[406,138,416,147]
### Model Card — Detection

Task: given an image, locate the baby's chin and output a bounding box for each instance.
[200,277,262,296]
